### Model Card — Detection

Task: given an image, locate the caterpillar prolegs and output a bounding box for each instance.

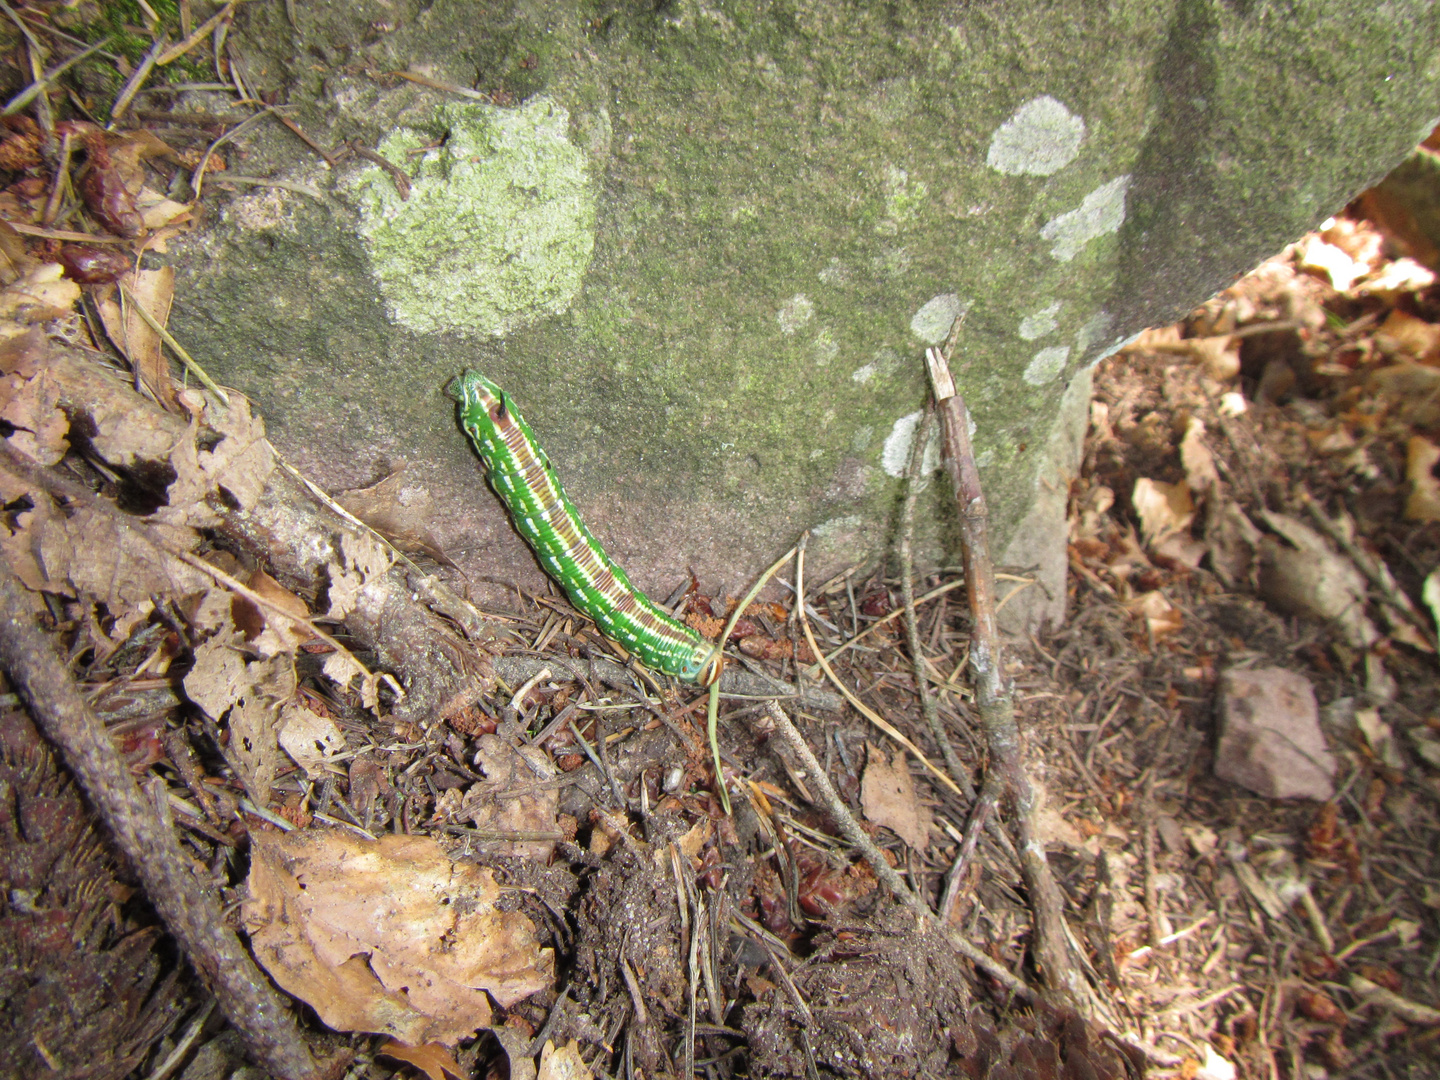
[453,370,723,686]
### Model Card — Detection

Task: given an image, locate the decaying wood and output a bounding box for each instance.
[36,341,502,723]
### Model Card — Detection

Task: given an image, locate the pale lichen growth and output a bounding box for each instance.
[1023,345,1071,386]
[986,96,1086,177]
[1019,301,1062,341]
[348,97,596,337]
[909,293,969,344]
[1040,175,1132,262]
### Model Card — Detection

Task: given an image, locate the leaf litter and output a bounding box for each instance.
[0,28,1439,1079]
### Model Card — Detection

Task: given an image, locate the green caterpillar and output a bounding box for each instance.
[453,370,723,686]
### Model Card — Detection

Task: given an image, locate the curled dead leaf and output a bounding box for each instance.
[242,831,553,1046]
[1132,477,1194,545]
[1257,512,1376,649]
[1124,590,1183,639]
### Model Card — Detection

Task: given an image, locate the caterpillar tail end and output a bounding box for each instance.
[697,648,724,688]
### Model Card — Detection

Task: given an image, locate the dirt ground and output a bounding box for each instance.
[3,100,1440,1080]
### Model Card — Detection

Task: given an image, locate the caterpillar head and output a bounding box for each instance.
[453,369,508,423]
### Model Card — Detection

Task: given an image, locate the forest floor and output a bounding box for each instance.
[2,89,1439,1080]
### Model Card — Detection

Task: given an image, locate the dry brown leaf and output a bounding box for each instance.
[1357,256,1435,297]
[182,637,250,721]
[538,1040,594,1080]
[277,703,345,779]
[321,649,390,713]
[859,742,931,851]
[4,497,208,639]
[242,831,553,1046]
[184,639,294,803]
[1204,500,1262,590]
[0,365,69,466]
[378,1040,468,1080]
[1376,308,1440,364]
[1186,335,1241,381]
[1151,531,1208,569]
[152,394,274,527]
[462,734,561,861]
[1405,436,1440,523]
[1179,417,1219,492]
[1297,234,1367,292]
[1126,325,1182,351]
[0,262,81,326]
[229,692,284,806]
[1257,511,1377,649]
[1124,590,1183,639]
[326,528,395,620]
[336,467,449,563]
[0,325,48,376]
[135,188,191,231]
[235,569,314,657]
[97,269,177,407]
[1133,477,1194,545]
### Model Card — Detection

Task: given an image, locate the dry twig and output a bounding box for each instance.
[924,344,1086,1007]
[0,569,328,1080]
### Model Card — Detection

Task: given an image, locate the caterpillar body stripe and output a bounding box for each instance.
[453,370,722,686]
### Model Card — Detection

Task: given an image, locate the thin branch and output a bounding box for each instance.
[0,568,325,1080]
[899,404,972,795]
[924,344,1085,1007]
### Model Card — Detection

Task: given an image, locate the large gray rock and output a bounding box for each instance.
[161,1,1440,626]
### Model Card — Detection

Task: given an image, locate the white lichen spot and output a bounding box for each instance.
[811,327,839,366]
[1074,310,1114,355]
[810,448,825,460]
[853,346,900,384]
[910,293,969,344]
[881,411,943,477]
[1019,301,1062,341]
[871,245,913,279]
[1040,175,1132,262]
[812,514,864,539]
[852,425,874,452]
[1024,345,1071,386]
[777,294,815,334]
[986,96,1086,177]
[975,448,995,468]
[818,258,848,285]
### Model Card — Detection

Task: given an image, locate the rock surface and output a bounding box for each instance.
[1214,667,1337,800]
[159,1,1440,627]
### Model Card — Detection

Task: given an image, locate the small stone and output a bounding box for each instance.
[1214,667,1336,800]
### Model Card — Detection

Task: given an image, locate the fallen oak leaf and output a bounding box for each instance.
[242,831,553,1046]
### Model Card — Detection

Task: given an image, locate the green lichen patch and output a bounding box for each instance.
[347,97,596,337]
